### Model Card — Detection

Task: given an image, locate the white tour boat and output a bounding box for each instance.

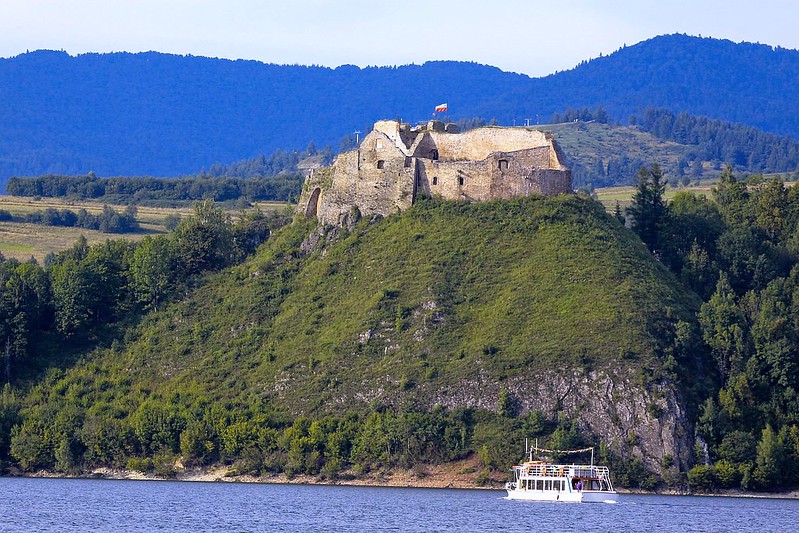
[505,445,618,503]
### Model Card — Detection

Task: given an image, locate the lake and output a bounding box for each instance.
[2,477,797,532]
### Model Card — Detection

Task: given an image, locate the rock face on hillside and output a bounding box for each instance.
[435,368,691,473]
[283,364,691,474]
[297,119,572,226]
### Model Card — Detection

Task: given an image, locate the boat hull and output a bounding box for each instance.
[505,489,618,503]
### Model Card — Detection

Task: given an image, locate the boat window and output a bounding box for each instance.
[536,480,543,490]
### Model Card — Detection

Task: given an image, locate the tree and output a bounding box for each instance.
[627,164,668,255]
[713,166,750,227]
[753,178,788,242]
[49,258,96,337]
[698,273,748,382]
[130,236,174,312]
[753,424,787,488]
[171,200,234,276]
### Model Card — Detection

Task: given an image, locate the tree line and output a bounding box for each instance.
[0,205,139,234]
[1,375,646,487]
[6,174,304,205]
[627,165,799,491]
[632,108,799,175]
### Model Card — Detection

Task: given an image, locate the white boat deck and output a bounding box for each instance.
[505,447,618,503]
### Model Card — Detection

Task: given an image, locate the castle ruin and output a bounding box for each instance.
[298,119,572,226]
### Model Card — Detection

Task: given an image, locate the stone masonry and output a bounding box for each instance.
[298,119,572,226]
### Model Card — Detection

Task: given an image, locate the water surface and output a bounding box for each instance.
[2,477,797,532]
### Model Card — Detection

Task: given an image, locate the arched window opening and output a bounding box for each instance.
[305,187,321,218]
[432,176,438,186]
[377,160,385,169]
[429,149,439,161]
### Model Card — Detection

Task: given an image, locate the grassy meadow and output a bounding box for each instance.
[0,195,292,262]
[594,183,714,211]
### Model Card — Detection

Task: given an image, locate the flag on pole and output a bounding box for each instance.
[435,103,448,113]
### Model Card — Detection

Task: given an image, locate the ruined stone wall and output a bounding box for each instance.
[297,121,573,225]
[429,127,565,167]
[298,130,416,226]
[417,159,493,201]
[530,169,574,196]
[416,147,570,202]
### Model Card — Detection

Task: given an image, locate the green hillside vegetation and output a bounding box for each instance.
[539,120,690,188]
[115,196,701,410]
[533,107,799,191]
[5,165,799,492]
[624,166,799,491]
[1,194,706,487]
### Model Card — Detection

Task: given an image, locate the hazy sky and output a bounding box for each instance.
[1,0,798,77]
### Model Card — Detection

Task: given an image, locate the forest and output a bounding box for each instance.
[4,146,324,205]
[3,34,799,190]
[626,166,799,490]
[6,173,304,206]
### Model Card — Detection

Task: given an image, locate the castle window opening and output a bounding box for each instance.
[499,159,509,170]
[430,149,439,160]
[377,160,385,169]
[404,156,412,168]
[304,187,321,219]
[432,176,438,186]
[458,176,464,186]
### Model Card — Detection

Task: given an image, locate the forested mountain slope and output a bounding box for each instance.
[2,34,798,190]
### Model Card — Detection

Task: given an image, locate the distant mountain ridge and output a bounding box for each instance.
[1,34,798,190]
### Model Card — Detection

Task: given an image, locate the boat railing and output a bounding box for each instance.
[517,463,612,481]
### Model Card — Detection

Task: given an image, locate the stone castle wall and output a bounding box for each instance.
[298,120,572,226]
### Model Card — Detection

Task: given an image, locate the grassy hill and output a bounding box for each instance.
[9,195,710,481]
[102,196,700,405]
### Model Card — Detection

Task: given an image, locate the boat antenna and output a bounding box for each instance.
[591,447,594,467]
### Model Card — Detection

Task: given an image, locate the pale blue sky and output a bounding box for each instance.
[1,0,797,77]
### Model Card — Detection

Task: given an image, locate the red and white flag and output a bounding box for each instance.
[435,103,448,113]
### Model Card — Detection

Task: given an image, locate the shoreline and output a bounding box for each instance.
[6,465,799,499]
[16,465,505,491]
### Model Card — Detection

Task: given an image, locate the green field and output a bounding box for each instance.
[594,184,713,210]
[0,195,293,262]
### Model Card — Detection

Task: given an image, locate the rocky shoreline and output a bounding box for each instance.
[9,464,799,499]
